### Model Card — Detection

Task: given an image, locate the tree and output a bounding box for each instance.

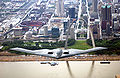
[1,46,9,51]
[87,39,120,55]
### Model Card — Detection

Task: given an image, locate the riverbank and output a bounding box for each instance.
[0,55,120,62]
[0,51,120,62]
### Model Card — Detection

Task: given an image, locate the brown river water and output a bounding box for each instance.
[0,61,120,78]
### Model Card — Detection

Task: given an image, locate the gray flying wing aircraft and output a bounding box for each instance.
[10,47,106,59]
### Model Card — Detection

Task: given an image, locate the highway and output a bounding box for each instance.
[75,0,89,40]
[2,1,38,37]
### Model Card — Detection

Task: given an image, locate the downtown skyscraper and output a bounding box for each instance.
[56,0,64,17]
[93,0,98,12]
[101,5,112,30]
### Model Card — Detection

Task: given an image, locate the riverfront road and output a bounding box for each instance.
[0,55,120,61]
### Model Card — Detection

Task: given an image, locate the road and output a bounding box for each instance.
[75,0,89,40]
[3,1,38,36]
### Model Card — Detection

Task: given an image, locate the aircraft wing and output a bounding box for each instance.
[0,46,3,49]
[10,47,56,58]
[59,47,107,58]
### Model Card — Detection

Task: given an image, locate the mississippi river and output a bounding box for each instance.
[0,61,120,78]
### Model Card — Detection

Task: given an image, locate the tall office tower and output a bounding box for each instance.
[101,5,112,38]
[90,0,98,19]
[92,0,98,12]
[101,5,112,30]
[69,6,75,18]
[51,27,60,38]
[43,25,48,36]
[56,0,64,17]
[101,5,112,21]
[63,20,69,34]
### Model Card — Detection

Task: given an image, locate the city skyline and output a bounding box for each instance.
[0,0,120,78]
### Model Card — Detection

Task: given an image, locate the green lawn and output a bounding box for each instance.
[68,40,92,50]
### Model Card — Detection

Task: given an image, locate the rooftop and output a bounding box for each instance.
[101,5,111,8]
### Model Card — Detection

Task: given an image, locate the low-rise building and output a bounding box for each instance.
[51,26,60,38]
[12,27,23,38]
